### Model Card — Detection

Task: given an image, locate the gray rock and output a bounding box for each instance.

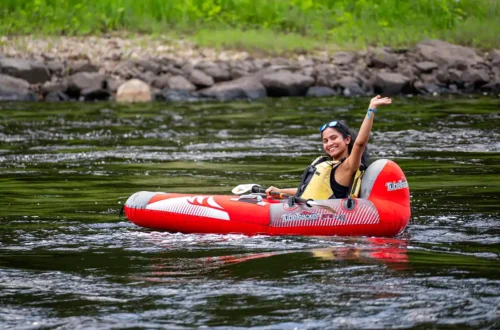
[47,60,65,76]
[230,60,257,75]
[164,64,184,76]
[300,66,315,78]
[298,58,315,67]
[306,86,338,97]
[68,60,98,74]
[198,76,266,100]
[462,68,490,88]
[415,61,438,73]
[137,71,156,84]
[314,64,338,86]
[152,74,170,89]
[414,80,440,94]
[332,52,357,66]
[42,80,68,95]
[436,69,450,84]
[416,39,483,67]
[373,72,410,95]
[333,76,366,96]
[486,49,500,66]
[196,62,232,82]
[230,68,249,80]
[135,58,162,74]
[67,72,106,97]
[45,91,70,102]
[161,89,201,102]
[189,69,214,88]
[166,75,196,91]
[368,49,398,69]
[448,68,463,86]
[114,60,141,79]
[480,74,500,93]
[0,74,38,101]
[261,70,314,96]
[106,78,125,93]
[0,58,50,84]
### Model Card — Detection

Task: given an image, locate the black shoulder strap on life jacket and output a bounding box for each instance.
[296,156,331,197]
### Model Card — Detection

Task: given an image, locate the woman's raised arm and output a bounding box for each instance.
[345,95,392,171]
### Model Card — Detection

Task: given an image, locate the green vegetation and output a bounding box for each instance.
[1,0,499,52]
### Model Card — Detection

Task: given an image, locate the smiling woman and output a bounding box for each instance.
[267,95,392,200]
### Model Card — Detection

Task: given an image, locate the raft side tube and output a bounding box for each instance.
[361,159,410,206]
[125,191,159,209]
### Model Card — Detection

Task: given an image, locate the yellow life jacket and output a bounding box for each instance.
[296,156,364,200]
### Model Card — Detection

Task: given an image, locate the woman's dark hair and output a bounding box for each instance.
[327,120,370,168]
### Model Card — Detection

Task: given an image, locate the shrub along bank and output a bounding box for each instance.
[1,0,500,52]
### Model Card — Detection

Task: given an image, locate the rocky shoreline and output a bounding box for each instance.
[1,36,499,102]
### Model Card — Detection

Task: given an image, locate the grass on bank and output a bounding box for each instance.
[1,0,500,53]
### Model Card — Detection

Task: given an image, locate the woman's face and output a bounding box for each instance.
[322,127,351,160]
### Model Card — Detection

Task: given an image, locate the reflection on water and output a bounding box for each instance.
[0,97,499,329]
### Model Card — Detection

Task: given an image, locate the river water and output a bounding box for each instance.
[1,97,499,329]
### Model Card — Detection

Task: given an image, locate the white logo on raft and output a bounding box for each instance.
[281,212,347,222]
[146,196,230,220]
[386,179,409,191]
[282,213,321,222]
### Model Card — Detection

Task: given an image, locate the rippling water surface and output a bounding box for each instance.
[1,97,499,329]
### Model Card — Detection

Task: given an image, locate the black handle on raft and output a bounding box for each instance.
[255,186,313,207]
[287,196,313,207]
[251,185,267,194]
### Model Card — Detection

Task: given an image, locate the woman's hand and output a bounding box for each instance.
[369,95,392,109]
[265,186,281,196]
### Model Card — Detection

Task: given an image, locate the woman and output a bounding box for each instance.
[266,95,392,200]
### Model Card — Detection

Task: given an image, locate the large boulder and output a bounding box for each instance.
[332,52,357,66]
[45,91,70,102]
[0,74,38,101]
[42,80,68,95]
[166,75,196,91]
[333,76,366,96]
[116,79,152,103]
[68,60,98,74]
[260,70,314,96]
[306,86,338,97]
[135,58,162,75]
[66,72,106,98]
[195,62,232,82]
[189,69,214,88]
[486,49,500,67]
[198,76,266,101]
[414,61,438,73]
[373,72,411,95]
[416,39,483,67]
[47,60,65,76]
[462,68,490,89]
[314,64,338,87]
[368,49,398,69]
[113,60,141,79]
[0,58,50,84]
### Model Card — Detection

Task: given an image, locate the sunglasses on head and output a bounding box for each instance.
[320,121,343,133]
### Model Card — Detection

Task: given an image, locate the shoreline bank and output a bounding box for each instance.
[1,36,499,103]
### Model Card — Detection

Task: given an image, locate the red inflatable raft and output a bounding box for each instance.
[124,159,411,237]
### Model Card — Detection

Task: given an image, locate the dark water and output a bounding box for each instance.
[1,97,499,329]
